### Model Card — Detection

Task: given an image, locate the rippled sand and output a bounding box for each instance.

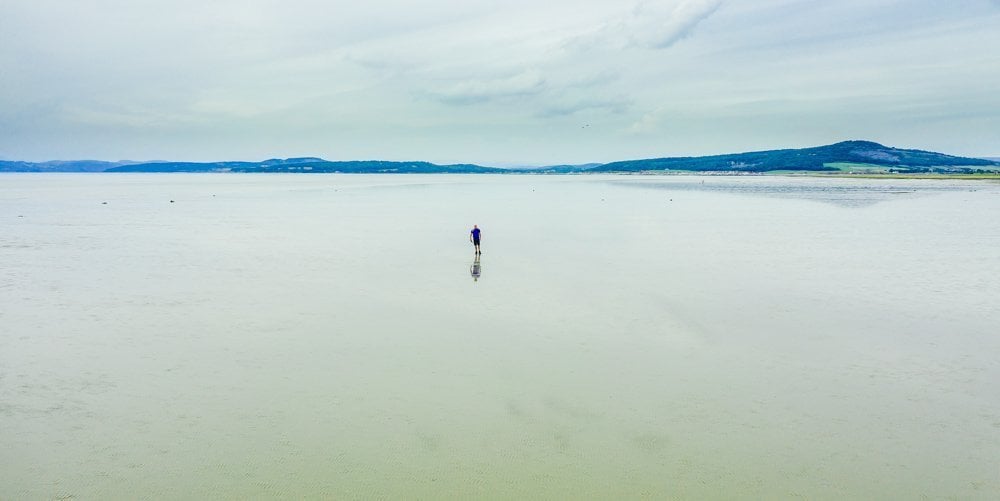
[2,174,998,499]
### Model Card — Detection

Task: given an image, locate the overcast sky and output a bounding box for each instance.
[1,0,998,164]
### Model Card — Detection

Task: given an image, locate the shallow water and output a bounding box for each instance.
[1,174,999,499]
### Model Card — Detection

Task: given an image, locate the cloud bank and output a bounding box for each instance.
[1,0,999,163]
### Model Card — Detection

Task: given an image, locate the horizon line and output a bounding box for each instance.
[3,140,998,166]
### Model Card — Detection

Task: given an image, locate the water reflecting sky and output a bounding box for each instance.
[2,174,999,499]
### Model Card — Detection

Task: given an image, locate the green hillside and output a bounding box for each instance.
[590,141,999,173]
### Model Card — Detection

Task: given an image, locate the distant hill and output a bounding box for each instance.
[590,141,1000,173]
[105,159,504,173]
[3,141,997,174]
[0,160,145,172]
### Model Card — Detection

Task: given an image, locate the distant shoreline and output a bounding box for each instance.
[3,171,998,181]
[621,171,1000,180]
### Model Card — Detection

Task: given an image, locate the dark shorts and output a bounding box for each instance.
[473,238,481,245]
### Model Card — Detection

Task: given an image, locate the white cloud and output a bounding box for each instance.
[430,71,547,105]
[630,0,725,49]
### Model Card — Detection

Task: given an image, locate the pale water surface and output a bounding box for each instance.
[1,174,999,499]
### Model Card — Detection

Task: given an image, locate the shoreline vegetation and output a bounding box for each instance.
[3,140,998,177]
[3,170,997,180]
[778,172,1000,180]
[621,171,1000,180]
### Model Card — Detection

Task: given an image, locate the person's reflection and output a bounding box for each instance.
[470,254,482,282]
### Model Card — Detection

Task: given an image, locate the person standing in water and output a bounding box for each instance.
[470,225,482,254]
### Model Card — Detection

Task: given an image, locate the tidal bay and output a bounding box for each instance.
[2,174,998,499]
